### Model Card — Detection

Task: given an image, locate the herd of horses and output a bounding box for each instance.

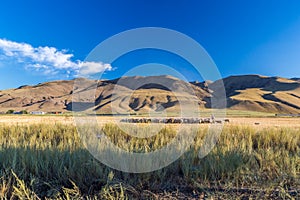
[120,117,230,124]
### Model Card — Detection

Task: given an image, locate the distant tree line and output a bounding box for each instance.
[5,110,28,114]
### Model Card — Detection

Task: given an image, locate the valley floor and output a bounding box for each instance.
[0,114,299,127]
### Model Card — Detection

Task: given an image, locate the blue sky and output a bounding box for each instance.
[0,0,300,89]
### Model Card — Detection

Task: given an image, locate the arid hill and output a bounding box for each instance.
[0,75,299,114]
[291,78,300,82]
[209,75,300,113]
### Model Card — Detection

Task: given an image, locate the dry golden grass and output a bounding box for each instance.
[228,117,300,127]
[0,115,75,125]
[0,114,299,127]
[0,121,298,199]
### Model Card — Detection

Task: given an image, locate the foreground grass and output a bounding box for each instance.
[0,123,299,199]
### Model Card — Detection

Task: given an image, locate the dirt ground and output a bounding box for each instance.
[0,115,299,127]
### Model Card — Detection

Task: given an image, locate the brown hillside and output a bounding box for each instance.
[0,75,299,114]
[210,75,300,113]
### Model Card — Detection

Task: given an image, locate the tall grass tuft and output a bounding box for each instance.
[0,123,299,199]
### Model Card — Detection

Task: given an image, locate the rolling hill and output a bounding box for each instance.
[209,75,300,113]
[0,74,299,114]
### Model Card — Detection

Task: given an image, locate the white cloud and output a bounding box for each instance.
[0,38,113,77]
[78,61,112,76]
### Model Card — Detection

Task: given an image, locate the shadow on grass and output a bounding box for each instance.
[0,146,252,199]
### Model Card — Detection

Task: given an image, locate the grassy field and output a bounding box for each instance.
[0,122,299,199]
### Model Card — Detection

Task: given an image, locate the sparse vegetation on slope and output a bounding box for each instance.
[1,74,300,114]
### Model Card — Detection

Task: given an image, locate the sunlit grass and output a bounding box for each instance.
[0,123,299,199]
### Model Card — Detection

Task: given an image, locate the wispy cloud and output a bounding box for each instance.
[0,38,113,77]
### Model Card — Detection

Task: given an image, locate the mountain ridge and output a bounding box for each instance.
[0,74,299,114]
